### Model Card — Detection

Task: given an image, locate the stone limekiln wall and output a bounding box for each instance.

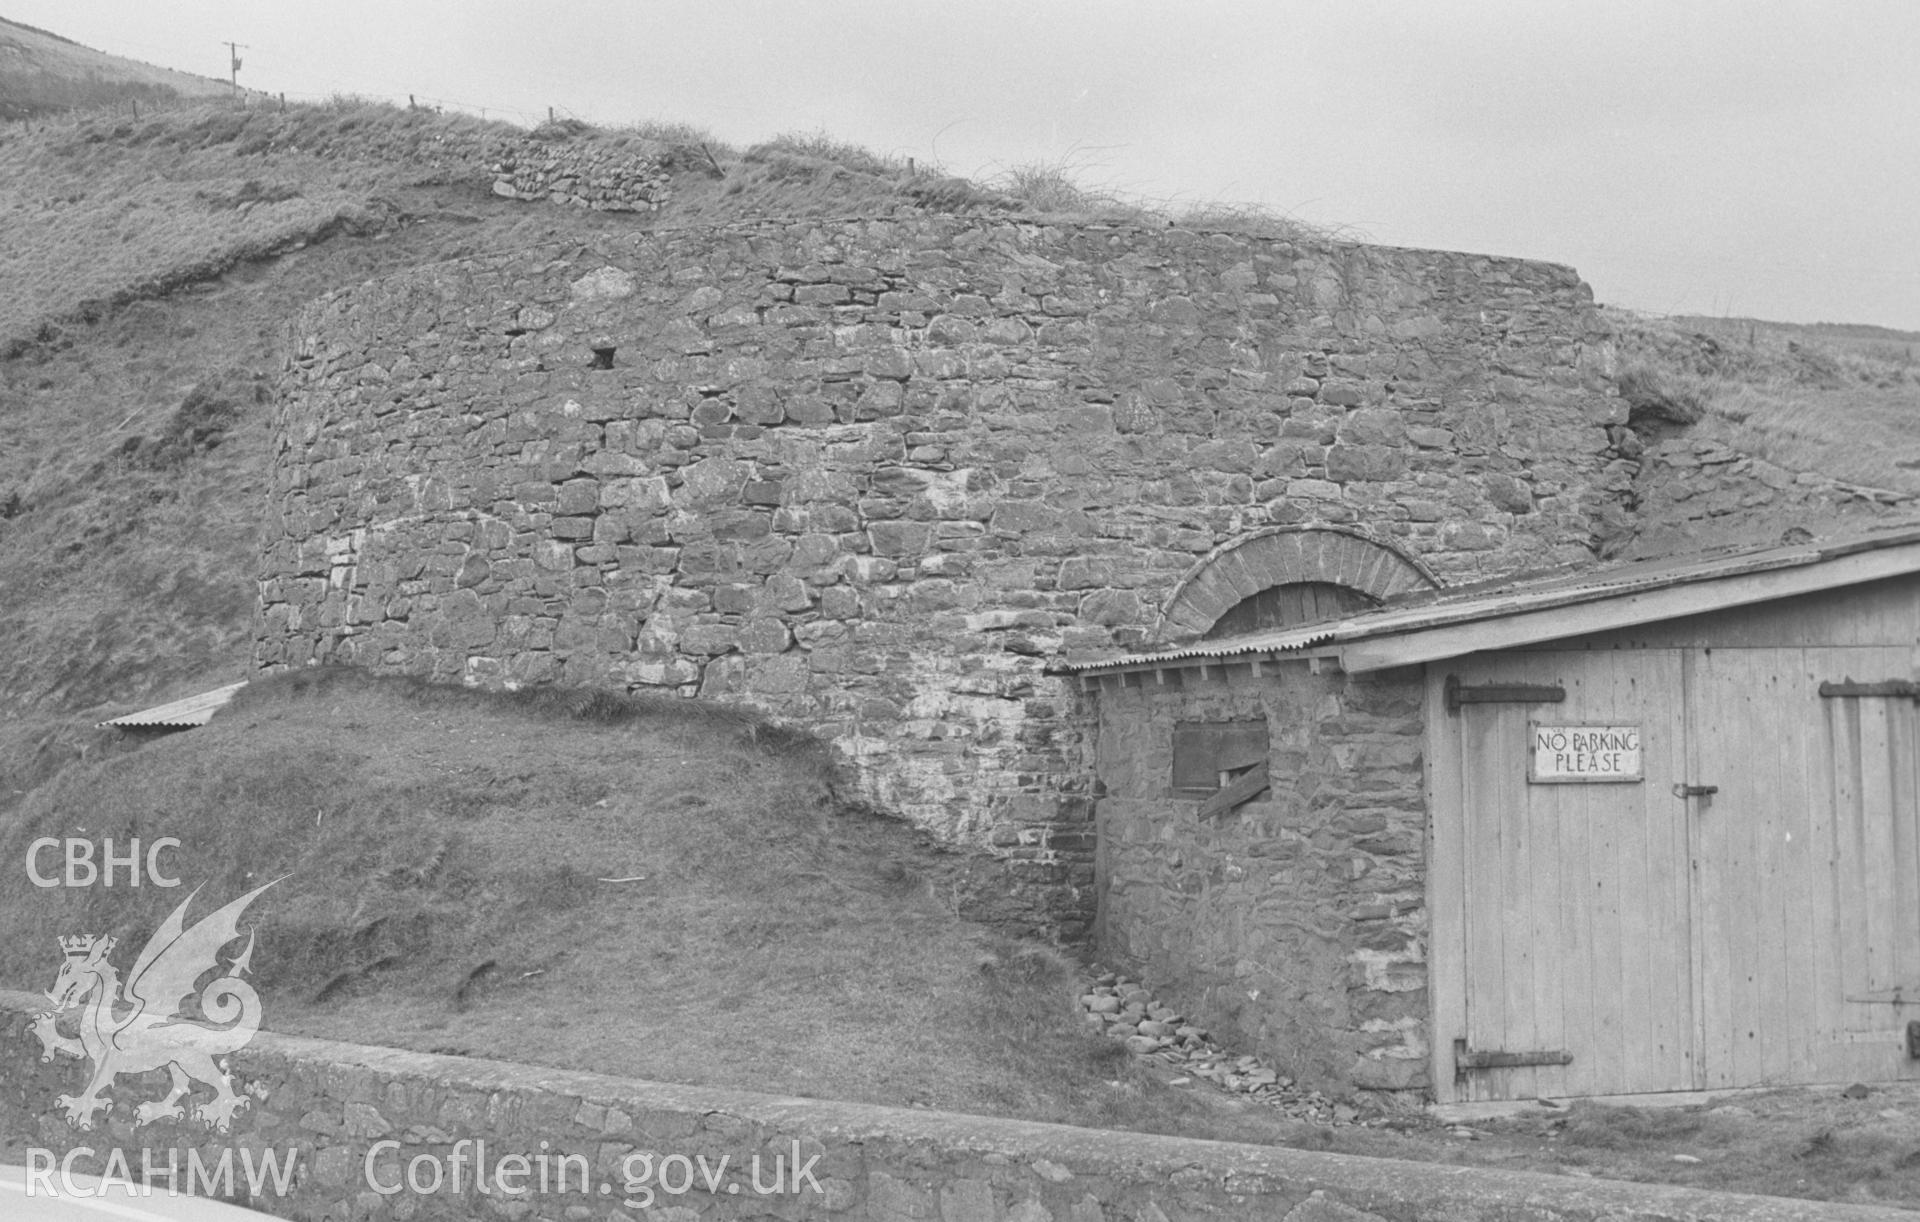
[1091,664,1428,1099]
[255,217,1624,932]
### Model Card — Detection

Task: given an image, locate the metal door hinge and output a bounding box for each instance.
[1819,679,1920,699]
[1445,674,1566,713]
[1846,986,1918,1005]
[1453,1038,1573,1083]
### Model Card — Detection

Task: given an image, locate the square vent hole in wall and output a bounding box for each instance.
[1173,717,1272,818]
[1172,718,1269,795]
[590,346,616,369]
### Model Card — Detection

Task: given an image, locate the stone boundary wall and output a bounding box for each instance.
[2,993,1902,1222]
[254,216,1624,934]
[1092,663,1428,1099]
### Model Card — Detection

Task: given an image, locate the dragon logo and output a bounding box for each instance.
[29,880,276,1133]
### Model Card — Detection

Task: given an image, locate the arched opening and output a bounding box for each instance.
[1156,526,1438,642]
[1204,580,1379,639]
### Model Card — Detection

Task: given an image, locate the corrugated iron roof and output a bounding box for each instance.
[98,681,248,728]
[1063,526,1920,676]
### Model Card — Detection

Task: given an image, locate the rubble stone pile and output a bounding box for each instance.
[489,141,670,212]
[1079,970,1359,1124]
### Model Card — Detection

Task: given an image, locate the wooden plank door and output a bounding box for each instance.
[1434,650,1696,1101]
[1688,645,1920,1087]
[1820,660,1920,1083]
[1684,645,1818,1088]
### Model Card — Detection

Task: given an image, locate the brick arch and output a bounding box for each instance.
[1154,527,1440,642]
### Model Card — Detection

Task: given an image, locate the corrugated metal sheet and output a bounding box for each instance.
[98,681,248,728]
[1063,526,1920,675]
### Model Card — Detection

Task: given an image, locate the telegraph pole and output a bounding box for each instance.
[224,42,247,100]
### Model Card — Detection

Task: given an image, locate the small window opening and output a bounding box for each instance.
[1172,718,1268,796]
[590,346,616,369]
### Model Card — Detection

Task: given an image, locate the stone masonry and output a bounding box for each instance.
[1092,662,1428,1100]
[254,216,1624,935]
[1624,434,1916,557]
[488,138,671,213]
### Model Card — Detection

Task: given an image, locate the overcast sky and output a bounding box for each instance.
[12,1,1918,330]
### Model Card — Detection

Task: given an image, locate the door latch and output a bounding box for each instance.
[1671,783,1719,799]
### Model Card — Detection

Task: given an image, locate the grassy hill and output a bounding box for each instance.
[0,16,232,120]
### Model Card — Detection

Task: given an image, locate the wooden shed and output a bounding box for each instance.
[1068,530,1920,1103]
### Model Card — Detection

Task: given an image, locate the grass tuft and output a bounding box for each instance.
[988,154,1151,223]
[1172,200,1353,244]
[617,118,725,148]
[528,115,592,142]
[754,128,908,177]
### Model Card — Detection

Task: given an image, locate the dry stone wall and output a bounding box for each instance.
[255,216,1623,934]
[1092,664,1428,1100]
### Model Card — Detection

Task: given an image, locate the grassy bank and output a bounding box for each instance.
[0,669,1306,1140]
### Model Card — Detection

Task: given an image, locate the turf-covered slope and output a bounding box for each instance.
[0,104,504,357]
[0,669,1297,1138]
[0,17,232,120]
